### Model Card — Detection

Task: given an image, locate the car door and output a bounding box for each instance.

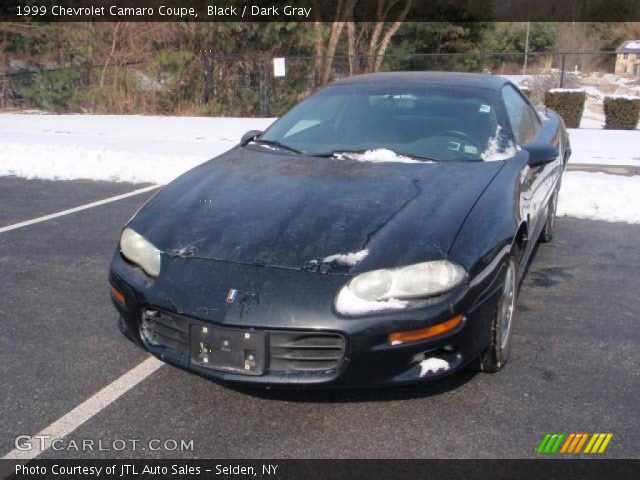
[501,84,558,241]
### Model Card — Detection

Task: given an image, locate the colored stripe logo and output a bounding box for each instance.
[226,288,238,304]
[537,433,613,454]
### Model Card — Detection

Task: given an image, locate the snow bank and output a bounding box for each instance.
[558,171,640,224]
[0,141,206,184]
[0,113,274,184]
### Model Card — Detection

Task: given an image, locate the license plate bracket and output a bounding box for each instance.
[190,324,266,375]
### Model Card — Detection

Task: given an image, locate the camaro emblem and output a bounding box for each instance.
[226,288,238,304]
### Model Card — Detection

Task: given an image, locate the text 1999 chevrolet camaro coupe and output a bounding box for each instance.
[109,72,570,387]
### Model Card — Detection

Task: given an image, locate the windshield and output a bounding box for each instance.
[259,83,516,162]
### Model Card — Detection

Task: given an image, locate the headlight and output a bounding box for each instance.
[335,260,466,315]
[120,227,161,277]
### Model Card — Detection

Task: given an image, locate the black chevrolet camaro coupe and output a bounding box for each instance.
[109,72,570,387]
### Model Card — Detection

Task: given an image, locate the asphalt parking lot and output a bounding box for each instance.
[1,175,639,459]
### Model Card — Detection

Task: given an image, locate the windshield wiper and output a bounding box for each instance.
[312,149,367,158]
[394,152,440,162]
[251,139,302,154]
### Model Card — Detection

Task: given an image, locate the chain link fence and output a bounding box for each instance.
[1,51,631,116]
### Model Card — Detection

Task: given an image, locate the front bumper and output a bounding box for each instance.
[109,251,506,387]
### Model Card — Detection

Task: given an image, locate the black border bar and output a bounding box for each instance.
[2,459,640,480]
[2,0,640,22]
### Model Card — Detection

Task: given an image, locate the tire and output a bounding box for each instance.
[539,189,559,243]
[478,256,518,373]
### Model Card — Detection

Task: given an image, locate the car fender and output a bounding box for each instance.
[448,154,529,301]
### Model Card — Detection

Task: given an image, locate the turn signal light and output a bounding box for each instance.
[388,315,463,345]
[111,287,126,305]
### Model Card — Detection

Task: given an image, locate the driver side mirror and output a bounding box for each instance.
[523,142,559,167]
[240,130,262,146]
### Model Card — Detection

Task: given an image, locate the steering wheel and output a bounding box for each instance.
[433,130,478,147]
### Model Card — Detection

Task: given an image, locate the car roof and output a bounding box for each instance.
[331,71,511,91]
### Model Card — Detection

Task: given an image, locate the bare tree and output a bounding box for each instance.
[313,0,350,87]
[100,22,121,88]
[366,0,414,72]
[345,0,414,75]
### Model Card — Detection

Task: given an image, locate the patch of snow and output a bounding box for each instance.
[481,125,519,161]
[419,357,451,377]
[334,148,422,164]
[621,40,640,50]
[558,171,640,224]
[583,86,606,101]
[323,249,369,267]
[579,116,605,129]
[334,285,408,316]
[548,88,586,93]
[605,94,640,101]
[602,74,631,86]
[577,89,605,128]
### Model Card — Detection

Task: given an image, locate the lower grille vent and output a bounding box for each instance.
[269,332,346,372]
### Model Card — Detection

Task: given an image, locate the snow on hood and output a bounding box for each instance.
[334,149,424,164]
[481,125,519,161]
[322,249,369,266]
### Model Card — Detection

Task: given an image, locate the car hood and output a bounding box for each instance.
[129,147,504,273]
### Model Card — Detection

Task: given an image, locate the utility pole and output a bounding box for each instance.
[522,21,530,75]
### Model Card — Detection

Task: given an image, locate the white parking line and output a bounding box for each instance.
[0,184,161,234]
[2,356,164,460]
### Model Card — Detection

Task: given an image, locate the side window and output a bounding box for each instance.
[501,85,540,144]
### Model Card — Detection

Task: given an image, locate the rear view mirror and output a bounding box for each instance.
[240,130,262,146]
[523,142,559,167]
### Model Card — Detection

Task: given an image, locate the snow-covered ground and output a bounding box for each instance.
[568,129,640,166]
[0,113,639,224]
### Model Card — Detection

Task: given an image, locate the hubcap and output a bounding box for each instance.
[499,262,516,350]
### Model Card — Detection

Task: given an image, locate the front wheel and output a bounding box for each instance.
[478,256,518,373]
